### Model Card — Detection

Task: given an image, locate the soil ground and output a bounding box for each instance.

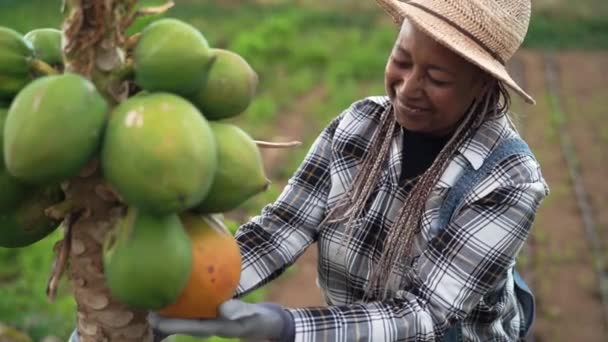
[257,50,608,341]
[513,51,607,342]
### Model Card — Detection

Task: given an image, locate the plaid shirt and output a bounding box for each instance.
[234,96,549,341]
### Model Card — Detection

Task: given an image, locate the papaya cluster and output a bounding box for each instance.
[1,18,270,318]
[1,27,66,249]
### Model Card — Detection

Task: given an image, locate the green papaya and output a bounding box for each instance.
[101,93,217,214]
[24,28,63,66]
[1,106,10,168]
[189,48,258,120]
[0,169,30,211]
[194,123,269,213]
[0,106,58,248]
[0,107,30,209]
[103,207,192,310]
[0,185,63,248]
[0,27,33,101]
[3,73,108,185]
[134,18,214,96]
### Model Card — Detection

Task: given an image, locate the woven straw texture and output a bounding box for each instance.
[376,0,535,104]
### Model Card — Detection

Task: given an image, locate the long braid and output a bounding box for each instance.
[340,118,396,242]
[367,82,505,299]
[321,106,395,226]
[320,78,510,300]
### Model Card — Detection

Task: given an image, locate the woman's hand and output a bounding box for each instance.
[147,299,295,341]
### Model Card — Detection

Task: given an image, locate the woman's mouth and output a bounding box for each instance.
[396,100,430,118]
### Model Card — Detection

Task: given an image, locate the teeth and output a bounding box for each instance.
[404,105,421,113]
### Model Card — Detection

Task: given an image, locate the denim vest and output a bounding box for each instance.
[439,137,536,341]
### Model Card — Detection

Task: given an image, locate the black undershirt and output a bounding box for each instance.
[398,127,452,186]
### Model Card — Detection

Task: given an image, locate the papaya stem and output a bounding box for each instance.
[110,58,135,83]
[206,214,232,236]
[95,183,123,203]
[263,178,272,191]
[45,199,80,221]
[137,0,175,15]
[28,58,60,76]
[126,32,141,51]
[255,140,302,149]
[122,0,175,31]
[46,210,83,301]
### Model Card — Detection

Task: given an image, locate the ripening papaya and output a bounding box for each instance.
[0,27,33,101]
[194,123,269,213]
[24,28,63,66]
[0,185,63,248]
[188,48,258,120]
[103,207,192,310]
[157,213,241,318]
[3,74,108,185]
[134,18,214,96]
[101,93,217,214]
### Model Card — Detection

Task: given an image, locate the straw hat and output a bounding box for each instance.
[376,0,535,104]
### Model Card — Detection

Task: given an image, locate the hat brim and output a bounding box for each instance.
[382,1,535,105]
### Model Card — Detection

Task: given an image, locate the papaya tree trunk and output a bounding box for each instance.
[64,174,153,341]
[60,0,152,341]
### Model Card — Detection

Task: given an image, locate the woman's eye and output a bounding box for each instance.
[429,77,451,86]
[392,58,411,68]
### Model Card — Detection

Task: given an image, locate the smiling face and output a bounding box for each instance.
[385,20,488,136]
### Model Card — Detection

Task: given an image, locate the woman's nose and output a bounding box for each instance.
[399,69,424,98]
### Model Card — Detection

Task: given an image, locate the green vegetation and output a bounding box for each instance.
[525,12,608,50]
[0,0,606,340]
[0,229,76,341]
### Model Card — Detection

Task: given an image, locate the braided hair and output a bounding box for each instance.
[321,79,512,299]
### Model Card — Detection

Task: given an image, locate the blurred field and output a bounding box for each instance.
[0,0,607,341]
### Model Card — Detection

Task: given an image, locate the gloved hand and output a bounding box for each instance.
[68,326,168,342]
[147,299,295,342]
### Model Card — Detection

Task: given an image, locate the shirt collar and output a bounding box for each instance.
[375,96,510,172]
[457,115,509,170]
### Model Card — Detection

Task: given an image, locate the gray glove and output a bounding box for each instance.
[68,326,168,342]
[147,299,295,342]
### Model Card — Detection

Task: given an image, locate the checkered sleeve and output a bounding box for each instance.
[285,177,547,341]
[233,112,345,298]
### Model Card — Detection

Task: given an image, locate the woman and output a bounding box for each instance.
[149,0,549,341]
